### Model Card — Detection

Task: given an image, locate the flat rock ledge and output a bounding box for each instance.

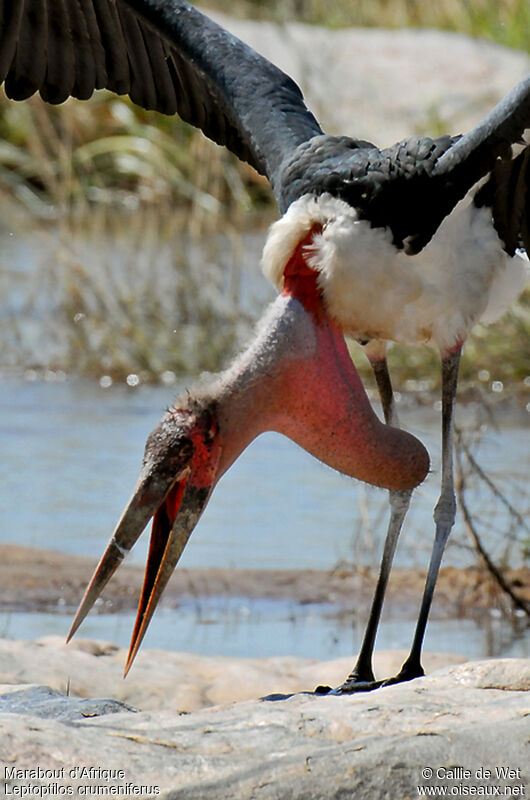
[0,648,528,799]
[0,636,468,713]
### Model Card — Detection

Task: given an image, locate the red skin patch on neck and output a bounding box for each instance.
[281,225,323,315]
[274,222,429,491]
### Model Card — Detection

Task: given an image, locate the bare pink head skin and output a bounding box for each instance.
[68,226,429,673]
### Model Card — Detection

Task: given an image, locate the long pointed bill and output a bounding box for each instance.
[67,404,220,655]
[124,478,213,675]
[66,467,178,644]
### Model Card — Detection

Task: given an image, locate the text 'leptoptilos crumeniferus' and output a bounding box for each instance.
[1,0,528,691]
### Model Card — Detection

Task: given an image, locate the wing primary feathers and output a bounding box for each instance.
[0,1,25,83]
[517,147,530,256]
[117,0,322,181]
[79,0,108,90]
[1,0,322,188]
[163,46,191,120]
[141,25,178,113]
[5,0,48,100]
[474,144,530,256]
[91,0,131,95]
[40,0,75,104]
[118,3,158,110]
[64,0,97,100]
[433,74,530,190]
[502,147,529,256]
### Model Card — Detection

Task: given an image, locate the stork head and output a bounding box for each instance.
[68,219,429,673]
[68,398,232,672]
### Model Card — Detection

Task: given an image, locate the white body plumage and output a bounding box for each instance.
[263,194,528,353]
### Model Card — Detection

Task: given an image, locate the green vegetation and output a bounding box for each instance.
[0,93,272,383]
[0,93,269,228]
[0,1,528,389]
[207,0,530,52]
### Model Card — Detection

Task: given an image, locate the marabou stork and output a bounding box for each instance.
[2,1,528,690]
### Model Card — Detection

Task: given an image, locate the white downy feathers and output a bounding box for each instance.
[262,193,528,352]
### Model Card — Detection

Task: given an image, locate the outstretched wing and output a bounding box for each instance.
[0,0,322,194]
[432,75,530,256]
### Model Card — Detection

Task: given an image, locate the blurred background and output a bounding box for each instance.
[0,1,528,664]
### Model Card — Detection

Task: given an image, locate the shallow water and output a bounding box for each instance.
[1,375,527,570]
[1,600,527,662]
[0,376,528,662]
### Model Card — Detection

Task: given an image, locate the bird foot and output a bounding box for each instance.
[314,676,384,696]
[314,661,425,695]
[331,679,384,695]
[380,661,425,688]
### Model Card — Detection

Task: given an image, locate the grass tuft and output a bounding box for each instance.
[0,3,529,386]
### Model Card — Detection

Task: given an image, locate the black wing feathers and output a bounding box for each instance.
[42,0,75,104]
[119,6,158,109]
[5,0,47,100]
[81,0,109,92]
[124,0,322,180]
[431,76,530,254]
[434,76,530,187]
[1,0,529,241]
[0,0,322,186]
[406,76,530,254]
[0,3,23,80]
[475,145,530,256]
[93,0,131,95]
[67,0,98,100]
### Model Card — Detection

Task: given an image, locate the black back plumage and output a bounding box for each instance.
[276,133,459,251]
[1,0,530,255]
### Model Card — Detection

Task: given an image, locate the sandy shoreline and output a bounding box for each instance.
[1,543,528,620]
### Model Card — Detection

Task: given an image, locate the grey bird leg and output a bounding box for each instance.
[325,345,412,694]
[382,345,462,685]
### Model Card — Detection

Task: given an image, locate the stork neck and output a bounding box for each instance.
[213,293,317,476]
[212,292,428,492]
[211,224,428,490]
